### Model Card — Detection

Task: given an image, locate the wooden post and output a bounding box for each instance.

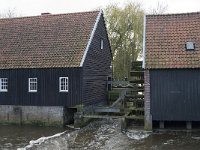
[186,121,192,130]
[121,117,127,132]
[159,121,164,129]
[74,112,83,128]
[144,114,152,130]
[74,105,84,128]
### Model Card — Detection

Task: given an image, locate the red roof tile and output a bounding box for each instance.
[145,12,200,69]
[0,11,100,69]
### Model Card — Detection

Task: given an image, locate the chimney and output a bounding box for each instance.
[41,13,51,15]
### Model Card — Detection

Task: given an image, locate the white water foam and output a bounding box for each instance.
[125,130,151,140]
[17,131,66,150]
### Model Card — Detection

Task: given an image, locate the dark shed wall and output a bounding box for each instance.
[0,68,82,106]
[150,69,200,121]
[83,14,112,105]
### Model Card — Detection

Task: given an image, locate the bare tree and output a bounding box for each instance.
[0,8,17,18]
[149,2,168,14]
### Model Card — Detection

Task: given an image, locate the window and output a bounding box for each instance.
[101,39,104,50]
[0,78,8,92]
[59,77,68,92]
[185,42,195,50]
[29,78,37,92]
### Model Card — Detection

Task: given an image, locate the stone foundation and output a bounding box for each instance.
[0,105,66,126]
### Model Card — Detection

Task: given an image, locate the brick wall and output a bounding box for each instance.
[144,70,152,130]
[144,70,150,116]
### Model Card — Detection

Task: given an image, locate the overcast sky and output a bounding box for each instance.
[0,0,200,16]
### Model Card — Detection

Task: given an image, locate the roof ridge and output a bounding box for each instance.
[0,10,100,21]
[146,11,200,17]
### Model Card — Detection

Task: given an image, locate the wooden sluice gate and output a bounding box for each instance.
[74,61,144,130]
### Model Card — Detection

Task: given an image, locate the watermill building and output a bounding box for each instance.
[143,12,200,130]
[0,10,112,126]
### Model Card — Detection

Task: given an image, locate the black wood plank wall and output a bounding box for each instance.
[82,14,112,105]
[0,67,82,106]
[150,69,200,121]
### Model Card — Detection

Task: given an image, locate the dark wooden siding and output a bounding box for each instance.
[150,69,200,121]
[0,68,82,106]
[82,14,112,105]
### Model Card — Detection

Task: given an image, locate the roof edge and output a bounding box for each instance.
[0,10,100,20]
[146,11,200,17]
[80,10,103,67]
[142,15,146,69]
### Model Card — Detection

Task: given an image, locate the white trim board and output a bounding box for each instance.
[80,10,103,67]
[142,15,146,69]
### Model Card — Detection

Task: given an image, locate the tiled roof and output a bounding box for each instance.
[0,11,100,69]
[145,12,200,69]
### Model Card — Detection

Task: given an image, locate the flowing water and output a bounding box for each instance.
[0,125,66,150]
[1,120,200,150]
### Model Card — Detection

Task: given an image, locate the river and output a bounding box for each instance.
[0,125,66,150]
[1,119,200,150]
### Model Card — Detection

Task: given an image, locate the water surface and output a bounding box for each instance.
[2,120,200,150]
[0,125,66,150]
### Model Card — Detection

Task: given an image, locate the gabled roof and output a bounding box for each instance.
[144,12,200,69]
[0,10,101,69]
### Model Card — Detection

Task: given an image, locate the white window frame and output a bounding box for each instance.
[0,78,8,92]
[59,77,68,92]
[101,39,104,50]
[28,78,37,92]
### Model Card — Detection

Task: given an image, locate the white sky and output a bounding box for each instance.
[0,0,200,16]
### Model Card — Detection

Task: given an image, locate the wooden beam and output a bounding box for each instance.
[125,115,144,120]
[83,114,144,120]
[83,115,123,119]
[94,107,121,113]
[110,89,127,107]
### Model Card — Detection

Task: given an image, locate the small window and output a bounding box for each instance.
[29,78,37,92]
[101,39,104,50]
[59,77,68,92]
[186,42,195,50]
[0,78,8,92]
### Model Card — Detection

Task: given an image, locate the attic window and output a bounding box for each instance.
[185,42,195,50]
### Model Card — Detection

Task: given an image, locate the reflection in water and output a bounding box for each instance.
[0,125,66,149]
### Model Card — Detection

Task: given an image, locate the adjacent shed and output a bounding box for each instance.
[143,12,200,130]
